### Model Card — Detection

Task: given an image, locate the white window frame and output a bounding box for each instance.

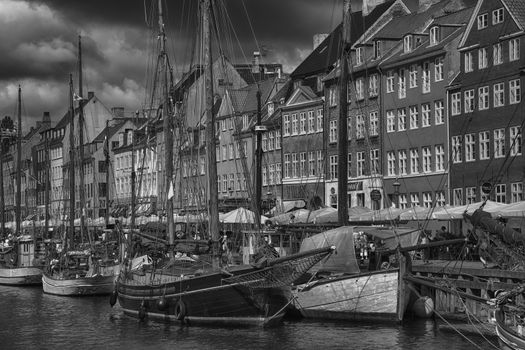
[510,79,521,104]
[510,38,520,62]
[464,51,473,72]
[434,57,443,82]
[510,126,522,156]
[492,8,504,25]
[387,110,396,133]
[409,64,418,88]
[386,70,395,93]
[422,146,431,173]
[494,82,505,107]
[494,128,505,158]
[451,92,461,116]
[421,103,430,127]
[409,105,418,129]
[479,131,490,160]
[435,144,444,171]
[369,111,379,136]
[479,86,489,110]
[478,47,488,69]
[434,100,444,125]
[410,148,419,174]
[464,89,474,113]
[452,135,462,163]
[429,26,439,46]
[397,108,406,131]
[398,68,406,99]
[465,133,475,162]
[493,43,503,65]
[477,13,488,30]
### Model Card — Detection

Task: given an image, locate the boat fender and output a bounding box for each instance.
[175,299,186,321]
[139,300,147,321]
[157,297,168,311]
[412,296,434,318]
[109,289,118,307]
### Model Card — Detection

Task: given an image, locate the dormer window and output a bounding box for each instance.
[356,47,364,65]
[267,103,274,116]
[429,26,440,46]
[403,35,412,53]
[373,40,381,59]
[477,13,488,29]
[492,8,504,24]
[128,130,133,144]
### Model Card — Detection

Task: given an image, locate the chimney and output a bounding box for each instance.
[418,0,441,13]
[42,111,51,124]
[313,34,328,50]
[252,51,261,74]
[112,107,125,118]
[88,91,95,99]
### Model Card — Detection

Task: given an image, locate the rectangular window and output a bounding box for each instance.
[434,100,444,124]
[356,115,365,139]
[464,52,473,72]
[387,151,396,176]
[369,74,379,97]
[422,62,430,93]
[398,150,407,175]
[510,79,521,104]
[451,92,461,116]
[435,145,444,171]
[275,130,281,149]
[308,151,315,176]
[387,110,396,132]
[477,13,488,29]
[299,112,306,134]
[356,78,365,100]
[495,184,506,203]
[493,43,503,65]
[404,35,412,53]
[369,111,379,136]
[409,105,418,129]
[386,70,395,93]
[262,135,267,152]
[436,191,446,206]
[370,149,379,175]
[465,133,475,162]
[329,120,337,143]
[422,146,431,173]
[357,152,365,177]
[494,128,505,158]
[466,187,477,204]
[453,188,463,206]
[510,126,522,156]
[434,57,443,81]
[329,86,338,106]
[299,152,306,177]
[478,47,488,69]
[268,132,274,151]
[409,64,418,88]
[479,131,490,160]
[398,69,406,99]
[430,26,440,46]
[283,115,290,136]
[269,165,275,185]
[284,153,290,178]
[421,103,430,127]
[291,113,298,135]
[494,82,505,107]
[399,194,408,209]
[492,8,504,24]
[347,116,352,140]
[410,148,419,174]
[317,150,323,177]
[464,89,474,113]
[316,109,323,132]
[423,192,433,208]
[308,111,315,133]
[410,193,420,207]
[452,135,462,163]
[398,108,406,131]
[511,182,523,203]
[292,153,298,178]
[510,38,520,61]
[479,86,489,110]
[330,155,338,180]
[356,47,364,65]
[276,163,281,184]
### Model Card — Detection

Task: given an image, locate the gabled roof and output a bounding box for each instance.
[55,95,95,129]
[92,118,129,143]
[284,85,319,107]
[228,77,280,114]
[290,1,395,79]
[504,0,525,31]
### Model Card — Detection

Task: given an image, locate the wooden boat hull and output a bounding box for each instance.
[42,272,116,296]
[0,266,42,285]
[496,308,525,350]
[291,268,410,322]
[116,270,289,327]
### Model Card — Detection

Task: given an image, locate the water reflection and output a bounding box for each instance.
[0,285,497,350]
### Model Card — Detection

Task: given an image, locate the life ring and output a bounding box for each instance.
[380,261,391,270]
[175,299,186,321]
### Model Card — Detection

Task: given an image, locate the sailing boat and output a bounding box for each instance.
[42,37,119,296]
[113,0,334,326]
[0,86,43,285]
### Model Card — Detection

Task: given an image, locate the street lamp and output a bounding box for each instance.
[393,179,401,208]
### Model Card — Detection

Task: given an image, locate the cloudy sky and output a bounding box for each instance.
[0,0,363,131]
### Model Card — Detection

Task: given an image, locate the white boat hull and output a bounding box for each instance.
[42,273,116,296]
[0,266,42,285]
[292,269,410,322]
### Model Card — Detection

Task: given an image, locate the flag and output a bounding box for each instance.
[73,93,84,101]
[167,181,174,200]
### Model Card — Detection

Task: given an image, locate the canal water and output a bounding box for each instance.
[0,285,498,350]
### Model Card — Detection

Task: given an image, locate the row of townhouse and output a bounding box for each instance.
[251,0,524,212]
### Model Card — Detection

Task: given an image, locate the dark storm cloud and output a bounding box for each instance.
[1,0,362,128]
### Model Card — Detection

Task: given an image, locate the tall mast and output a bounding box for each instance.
[203,0,219,264]
[0,139,4,234]
[337,0,351,226]
[158,0,174,245]
[44,137,50,236]
[15,85,22,235]
[68,74,75,251]
[254,88,262,228]
[104,120,110,228]
[77,35,88,244]
[131,134,136,233]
